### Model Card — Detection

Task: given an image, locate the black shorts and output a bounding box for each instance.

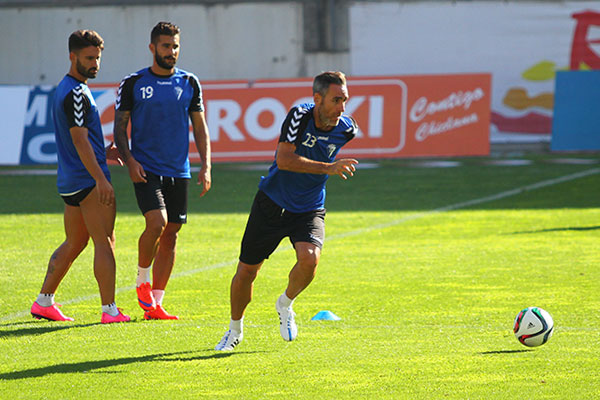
[239,190,326,265]
[60,185,95,207]
[134,171,189,224]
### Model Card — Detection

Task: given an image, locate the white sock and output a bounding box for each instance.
[36,293,54,307]
[136,265,151,287]
[102,302,119,317]
[152,289,165,306]
[278,293,294,308]
[229,317,243,333]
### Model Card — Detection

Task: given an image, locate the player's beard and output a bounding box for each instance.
[317,107,340,129]
[76,59,98,79]
[155,53,177,70]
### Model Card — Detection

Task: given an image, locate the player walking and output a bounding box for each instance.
[114,22,212,320]
[31,30,130,324]
[215,71,358,350]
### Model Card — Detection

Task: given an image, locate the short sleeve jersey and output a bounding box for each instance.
[53,74,109,194]
[115,67,204,179]
[258,103,357,213]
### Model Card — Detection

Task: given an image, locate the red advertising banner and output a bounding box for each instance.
[95,73,490,162]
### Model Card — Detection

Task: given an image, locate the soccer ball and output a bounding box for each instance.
[513,307,554,347]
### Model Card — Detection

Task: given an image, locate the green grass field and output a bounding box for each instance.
[1,156,599,399]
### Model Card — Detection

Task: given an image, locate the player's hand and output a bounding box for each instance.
[197,167,211,197]
[105,141,124,166]
[329,158,359,180]
[126,157,147,183]
[96,177,115,206]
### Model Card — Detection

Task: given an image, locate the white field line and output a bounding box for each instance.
[3,168,599,322]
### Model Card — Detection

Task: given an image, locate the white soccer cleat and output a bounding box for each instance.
[215,329,243,351]
[276,299,297,341]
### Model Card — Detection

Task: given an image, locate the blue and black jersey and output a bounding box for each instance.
[258,103,357,213]
[53,74,109,195]
[115,67,204,179]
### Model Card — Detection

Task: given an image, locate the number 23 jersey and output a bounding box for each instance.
[259,103,357,213]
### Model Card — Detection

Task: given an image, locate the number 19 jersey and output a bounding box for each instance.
[115,67,204,178]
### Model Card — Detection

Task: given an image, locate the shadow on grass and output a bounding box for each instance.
[510,225,600,235]
[480,349,533,355]
[0,322,101,338]
[0,349,258,380]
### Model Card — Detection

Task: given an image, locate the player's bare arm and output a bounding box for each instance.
[70,126,114,206]
[113,109,147,183]
[276,142,358,179]
[190,110,212,197]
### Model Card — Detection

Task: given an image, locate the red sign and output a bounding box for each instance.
[95,73,491,162]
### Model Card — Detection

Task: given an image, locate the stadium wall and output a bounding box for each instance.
[0,3,327,84]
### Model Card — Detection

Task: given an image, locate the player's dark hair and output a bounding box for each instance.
[313,71,346,97]
[151,21,181,44]
[68,30,104,53]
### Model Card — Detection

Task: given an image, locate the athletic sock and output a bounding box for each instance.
[136,265,151,287]
[36,293,54,307]
[152,289,165,306]
[102,302,119,317]
[277,293,294,308]
[230,317,243,333]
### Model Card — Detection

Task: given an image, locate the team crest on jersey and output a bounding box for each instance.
[174,86,183,100]
[327,144,337,158]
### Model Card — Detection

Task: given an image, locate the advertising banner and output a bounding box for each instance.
[2,73,490,165]
[0,86,29,165]
[551,70,600,151]
[199,74,490,161]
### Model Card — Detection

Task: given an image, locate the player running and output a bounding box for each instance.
[215,71,358,351]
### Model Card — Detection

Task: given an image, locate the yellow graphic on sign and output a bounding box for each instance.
[503,88,554,110]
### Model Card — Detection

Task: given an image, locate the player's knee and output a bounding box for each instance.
[297,250,319,270]
[237,263,261,282]
[71,240,88,257]
[145,218,166,239]
[160,230,178,247]
[90,233,115,250]
[76,239,89,255]
[161,224,182,245]
[241,267,259,281]
[65,234,89,255]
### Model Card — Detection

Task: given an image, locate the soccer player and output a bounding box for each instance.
[113,22,212,320]
[30,30,130,324]
[215,71,359,351]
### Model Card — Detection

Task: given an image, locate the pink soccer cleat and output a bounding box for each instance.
[31,302,74,322]
[101,309,131,324]
[136,282,156,311]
